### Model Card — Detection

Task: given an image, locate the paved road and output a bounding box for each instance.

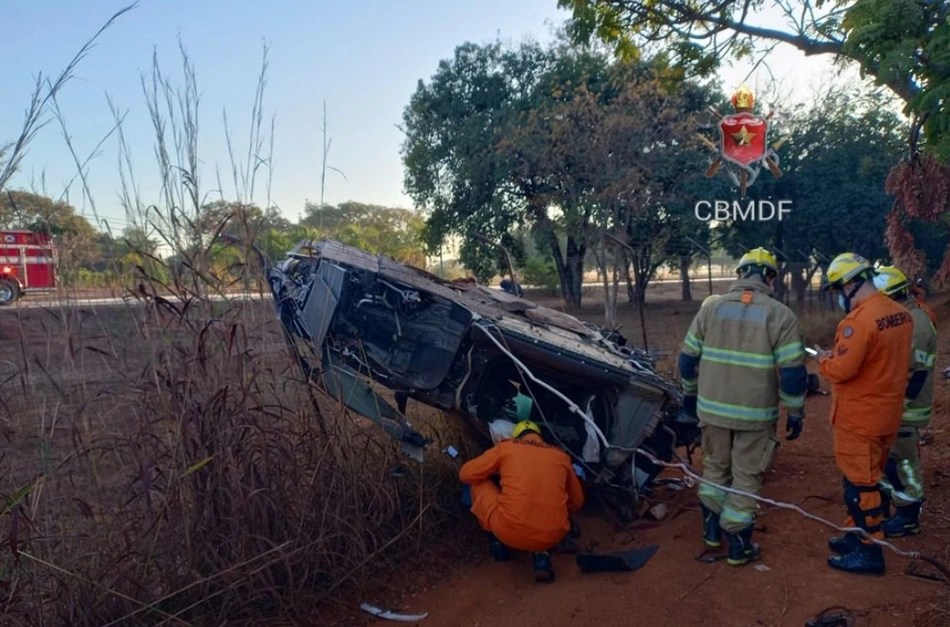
[4,276,737,310]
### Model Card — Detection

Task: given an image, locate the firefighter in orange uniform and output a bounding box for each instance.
[460,420,585,583]
[818,253,913,575]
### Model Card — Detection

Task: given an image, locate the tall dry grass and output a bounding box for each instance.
[0,12,478,625]
[0,293,471,626]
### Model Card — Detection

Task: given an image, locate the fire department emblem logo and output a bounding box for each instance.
[719,113,767,167]
[3,235,14,243]
[698,84,787,196]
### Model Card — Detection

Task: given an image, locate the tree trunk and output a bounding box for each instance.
[634,259,659,304]
[593,244,614,328]
[624,252,636,304]
[679,255,692,302]
[564,236,586,307]
[540,224,583,307]
[611,250,621,322]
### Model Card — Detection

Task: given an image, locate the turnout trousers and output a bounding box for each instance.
[697,423,779,534]
[833,427,896,543]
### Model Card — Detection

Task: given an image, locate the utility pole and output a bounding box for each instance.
[685,235,718,297]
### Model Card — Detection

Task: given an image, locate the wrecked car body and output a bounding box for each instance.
[266,239,699,516]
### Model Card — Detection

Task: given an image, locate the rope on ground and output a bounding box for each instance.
[475,322,950,580]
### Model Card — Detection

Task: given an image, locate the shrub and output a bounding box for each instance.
[521,257,560,296]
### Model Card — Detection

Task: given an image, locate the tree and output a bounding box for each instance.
[559,0,950,285]
[714,86,907,303]
[558,0,950,159]
[402,40,556,286]
[300,202,427,267]
[402,37,706,307]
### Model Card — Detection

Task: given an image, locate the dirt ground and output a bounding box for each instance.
[6,282,950,626]
[348,287,950,627]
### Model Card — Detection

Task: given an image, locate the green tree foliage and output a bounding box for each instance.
[300,202,427,268]
[558,0,950,285]
[402,38,711,306]
[713,87,907,301]
[557,0,950,160]
[401,40,554,285]
[0,189,425,290]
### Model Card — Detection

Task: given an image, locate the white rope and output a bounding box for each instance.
[474,322,921,560]
[632,446,920,559]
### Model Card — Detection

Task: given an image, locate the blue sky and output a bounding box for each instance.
[1,0,844,233]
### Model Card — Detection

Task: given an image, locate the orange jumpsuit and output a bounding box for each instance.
[819,292,913,541]
[459,433,585,552]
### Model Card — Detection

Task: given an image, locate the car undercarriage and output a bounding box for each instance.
[266,239,701,519]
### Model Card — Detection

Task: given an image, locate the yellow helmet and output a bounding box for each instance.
[873,265,910,297]
[736,247,778,276]
[512,420,541,439]
[821,253,873,291]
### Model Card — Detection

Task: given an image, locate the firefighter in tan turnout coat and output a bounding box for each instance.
[678,248,808,565]
[873,266,937,537]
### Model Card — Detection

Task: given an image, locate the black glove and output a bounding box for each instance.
[682,395,697,418]
[786,413,804,441]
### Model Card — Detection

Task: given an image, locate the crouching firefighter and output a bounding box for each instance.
[678,247,807,566]
[819,254,913,575]
[873,266,936,537]
[459,420,585,583]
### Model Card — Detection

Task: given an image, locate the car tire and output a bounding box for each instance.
[0,279,18,306]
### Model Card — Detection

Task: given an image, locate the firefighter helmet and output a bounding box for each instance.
[873,265,910,297]
[821,253,873,291]
[512,420,541,439]
[736,247,778,277]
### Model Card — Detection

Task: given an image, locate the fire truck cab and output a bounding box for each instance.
[0,229,58,305]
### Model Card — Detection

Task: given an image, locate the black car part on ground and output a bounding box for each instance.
[265,239,699,514]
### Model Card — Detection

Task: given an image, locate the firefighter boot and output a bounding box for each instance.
[702,505,722,548]
[883,502,922,538]
[487,533,510,562]
[724,527,761,566]
[827,541,885,576]
[828,532,861,556]
[533,551,555,584]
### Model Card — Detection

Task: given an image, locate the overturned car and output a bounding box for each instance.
[266,239,699,517]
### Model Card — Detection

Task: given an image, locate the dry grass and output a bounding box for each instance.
[0,290,470,626]
[796,308,841,348]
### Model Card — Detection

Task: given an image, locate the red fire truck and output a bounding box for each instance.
[0,229,58,305]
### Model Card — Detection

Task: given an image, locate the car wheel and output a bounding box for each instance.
[0,279,18,306]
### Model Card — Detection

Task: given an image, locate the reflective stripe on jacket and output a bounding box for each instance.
[679,277,805,431]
